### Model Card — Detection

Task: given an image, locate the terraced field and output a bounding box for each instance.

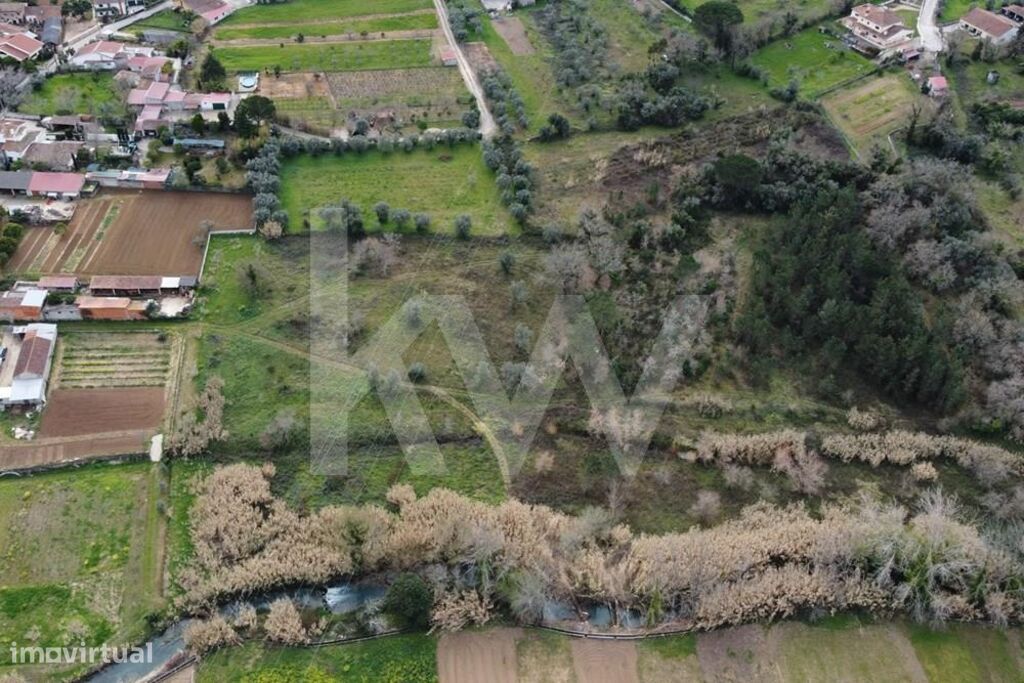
[55,332,174,389]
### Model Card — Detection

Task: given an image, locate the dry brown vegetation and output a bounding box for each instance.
[696,429,1021,488]
[168,377,227,457]
[181,464,1024,630]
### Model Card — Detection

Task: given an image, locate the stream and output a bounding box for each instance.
[83,583,388,683]
[84,586,643,682]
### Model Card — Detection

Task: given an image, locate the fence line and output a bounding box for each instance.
[198,228,257,283]
[812,68,882,100]
[145,656,198,683]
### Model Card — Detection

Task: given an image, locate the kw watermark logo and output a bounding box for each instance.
[307,230,709,483]
[8,641,153,665]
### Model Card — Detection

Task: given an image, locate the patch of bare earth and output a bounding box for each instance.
[600,110,848,205]
[438,627,521,683]
[464,42,499,73]
[492,16,535,55]
[39,388,165,437]
[260,71,331,99]
[571,639,639,683]
[696,624,783,683]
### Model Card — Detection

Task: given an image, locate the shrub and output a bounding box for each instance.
[382,573,433,629]
[407,362,427,383]
[184,616,240,654]
[264,598,307,644]
[454,214,471,240]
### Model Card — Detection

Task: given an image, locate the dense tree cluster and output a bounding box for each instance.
[615,78,710,131]
[168,377,227,457]
[736,187,964,412]
[535,0,610,89]
[445,0,483,42]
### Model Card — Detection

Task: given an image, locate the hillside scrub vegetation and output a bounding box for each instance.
[180,464,1024,632]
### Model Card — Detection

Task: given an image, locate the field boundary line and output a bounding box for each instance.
[199,229,257,283]
[0,450,148,476]
[812,67,882,100]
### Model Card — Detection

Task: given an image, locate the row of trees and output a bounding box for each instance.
[482,137,534,223]
[696,427,1021,493]
[246,140,288,230]
[481,69,529,135]
[319,199,433,239]
[277,127,480,159]
[180,464,1024,631]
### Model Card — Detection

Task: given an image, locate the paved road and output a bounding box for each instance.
[432,0,497,138]
[918,0,945,52]
[64,1,173,52]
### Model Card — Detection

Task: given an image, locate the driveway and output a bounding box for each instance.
[917,0,945,52]
[432,0,496,138]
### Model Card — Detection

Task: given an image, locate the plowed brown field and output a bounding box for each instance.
[6,190,252,277]
[39,387,165,437]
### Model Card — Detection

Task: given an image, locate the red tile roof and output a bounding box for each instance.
[13,332,51,378]
[852,4,904,28]
[89,275,163,291]
[38,275,78,290]
[76,295,132,309]
[962,7,1017,37]
[28,172,85,194]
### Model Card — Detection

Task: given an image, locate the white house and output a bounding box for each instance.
[959,7,1019,46]
[70,40,154,70]
[0,323,57,408]
[91,0,127,20]
[842,4,914,51]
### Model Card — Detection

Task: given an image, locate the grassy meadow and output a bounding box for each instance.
[278,146,515,235]
[751,25,874,98]
[0,463,164,677]
[213,12,437,41]
[212,39,434,73]
[19,72,128,118]
[821,73,930,155]
[125,8,190,34]
[218,0,432,25]
[194,620,1024,682]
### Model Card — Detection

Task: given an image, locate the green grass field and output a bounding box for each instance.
[951,58,1024,105]
[821,73,929,155]
[126,8,189,34]
[219,0,432,26]
[751,26,874,98]
[939,0,973,22]
[198,634,438,682]
[19,72,128,118]
[279,146,515,235]
[212,39,433,73]
[674,0,833,23]
[193,621,1024,683]
[213,12,437,41]
[0,463,163,677]
[587,0,675,72]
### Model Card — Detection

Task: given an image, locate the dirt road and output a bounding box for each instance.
[432,0,497,138]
